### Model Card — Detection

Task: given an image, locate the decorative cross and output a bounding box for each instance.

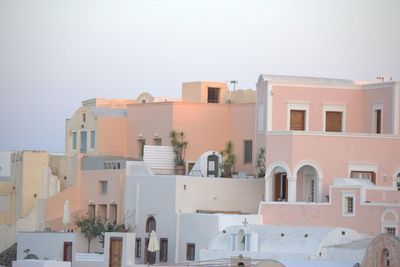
[242,218,248,227]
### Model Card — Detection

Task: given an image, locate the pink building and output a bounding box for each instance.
[256,74,400,236]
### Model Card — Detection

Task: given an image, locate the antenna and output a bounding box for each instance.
[229,80,238,91]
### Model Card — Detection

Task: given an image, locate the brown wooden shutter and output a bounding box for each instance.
[371,172,376,184]
[290,110,305,130]
[326,112,342,132]
[376,110,381,134]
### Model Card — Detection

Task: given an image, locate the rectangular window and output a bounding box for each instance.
[345,196,354,214]
[80,131,87,153]
[326,111,343,132]
[160,238,168,262]
[290,110,305,131]
[135,238,141,258]
[138,139,145,159]
[82,113,86,123]
[90,130,96,149]
[207,87,220,103]
[99,180,108,195]
[109,204,117,224]
[385,227,396,236]
[154,138,162,146]
[98,204,107,221]
[350,171,376,184]
[0,195,8,213]
[186,243,195,261]
[375,109,382,134]
[72,132,77,150]
[88,204,95,218]
[244,140,252,164]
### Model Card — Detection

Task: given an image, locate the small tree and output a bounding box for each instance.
[169,130,188,166]
[74,214,104,253]
[220,141,237,178]
[256,148,266,178]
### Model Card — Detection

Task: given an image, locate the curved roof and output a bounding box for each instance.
[207,225,365,256]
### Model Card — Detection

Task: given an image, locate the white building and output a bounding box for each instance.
[200,224,372,266]
[124,161,264,264]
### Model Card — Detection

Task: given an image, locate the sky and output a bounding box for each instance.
[0,0,399,153]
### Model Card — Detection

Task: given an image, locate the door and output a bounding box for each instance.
[109,237,122,267]
[63,242,72,262]
[274,173,287,201]
[207,154,219,177]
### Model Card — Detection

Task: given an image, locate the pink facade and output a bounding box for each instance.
[257,74,400,236]
[127,102,256,174]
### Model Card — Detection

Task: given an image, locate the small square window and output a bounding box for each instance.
[154,138,162,146]
[99,180,108,195]
[344,196,354,214]
[290,110,305,131]
[326,111,343,132]
[385,227,396,236]
[207,87,220,103]
[186,243,195,261]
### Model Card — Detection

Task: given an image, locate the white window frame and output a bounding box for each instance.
[381,209,398,236]
[371,103,383,134]
[323,104,347,132]
[342,191,355,217]
[72,130,78,151]
[347,163,378,178]
[287,102,310,131]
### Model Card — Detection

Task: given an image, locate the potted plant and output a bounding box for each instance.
[169,130,188,175]
[220,141,237,178]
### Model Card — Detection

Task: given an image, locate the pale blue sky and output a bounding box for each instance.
[0,0,399,152]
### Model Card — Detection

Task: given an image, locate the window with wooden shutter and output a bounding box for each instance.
[325,112,342,132]
[290,110,305,131]
[375,109,381,134]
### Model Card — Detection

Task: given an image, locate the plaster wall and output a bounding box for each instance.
[97,117,128,157]
[181,81,228,104]
[265,133,400,197]
[229,104,255,175]
[80,169,126,224]
[260,187,400,236]
[175,176,264,214]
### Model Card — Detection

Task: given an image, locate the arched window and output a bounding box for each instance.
[396,173,400,190]
[146,216,156,233]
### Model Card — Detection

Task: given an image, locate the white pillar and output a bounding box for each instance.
[264,176,271,202]
[287,177,297,202]
[317,178,324,203]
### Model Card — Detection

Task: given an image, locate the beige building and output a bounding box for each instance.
[0,151,13,225]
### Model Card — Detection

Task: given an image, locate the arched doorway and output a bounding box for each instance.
[146,216,156,233]
[293,161,324,203]
[265,162,291,202]
[296,165,318,202]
